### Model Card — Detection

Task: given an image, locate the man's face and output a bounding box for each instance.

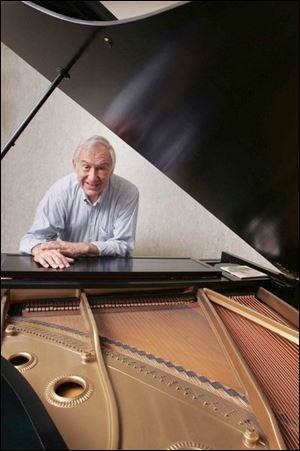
[73,144,114,203]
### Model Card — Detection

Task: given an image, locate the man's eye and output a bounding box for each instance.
[83,166,89,170]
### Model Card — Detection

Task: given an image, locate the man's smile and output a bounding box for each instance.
[85,182,101,188]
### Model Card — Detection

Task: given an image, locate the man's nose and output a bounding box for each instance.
[88,168,98,180]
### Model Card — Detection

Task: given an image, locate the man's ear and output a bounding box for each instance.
[72,159,77,170]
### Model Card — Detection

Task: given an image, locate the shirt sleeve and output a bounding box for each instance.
[91,188,139,257]
[19,191,66,255]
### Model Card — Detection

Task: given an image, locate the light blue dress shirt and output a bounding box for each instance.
[19,173,139,257]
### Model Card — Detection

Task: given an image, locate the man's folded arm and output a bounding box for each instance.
[19,194,64,255]
[92,190,139,257]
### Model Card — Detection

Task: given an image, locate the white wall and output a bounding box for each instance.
[1,42,277,270]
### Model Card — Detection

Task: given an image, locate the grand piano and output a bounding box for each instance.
[1,1,299,450]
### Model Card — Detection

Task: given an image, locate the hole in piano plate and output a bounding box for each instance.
[55,380,85,398]
[45,375,93,407]
[9,354,29,366]
[8,352,38,372]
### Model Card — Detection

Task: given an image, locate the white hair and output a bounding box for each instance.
[73,135,116,169]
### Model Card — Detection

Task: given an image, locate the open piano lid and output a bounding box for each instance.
[1,1,298,273]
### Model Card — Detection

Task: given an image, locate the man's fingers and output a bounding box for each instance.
[57,252,74,266]
[33,254,50,268]
[42,244,73,257]
[41,243,61,251]
[51,250,73,268]
[40,245,57,252]
[34,250,74,269]
[39,242,77,258]
[66,256,75,262]
[59,250,75,258]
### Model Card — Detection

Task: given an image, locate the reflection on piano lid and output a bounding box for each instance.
[1,254,221,281]
[1,1,298,273]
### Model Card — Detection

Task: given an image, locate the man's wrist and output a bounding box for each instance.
[85,243,100,256]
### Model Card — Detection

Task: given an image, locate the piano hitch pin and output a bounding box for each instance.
[81,350,95,363]
[243,427,260,448]
[5,324,17,336]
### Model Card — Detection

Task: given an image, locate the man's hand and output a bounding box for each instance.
[32,245,74,269]
[39,240,99,258]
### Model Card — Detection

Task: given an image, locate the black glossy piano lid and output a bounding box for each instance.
[1,254,221,281]
[1,1,298,273]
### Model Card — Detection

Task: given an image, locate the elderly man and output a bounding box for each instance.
[19,135,139,269]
